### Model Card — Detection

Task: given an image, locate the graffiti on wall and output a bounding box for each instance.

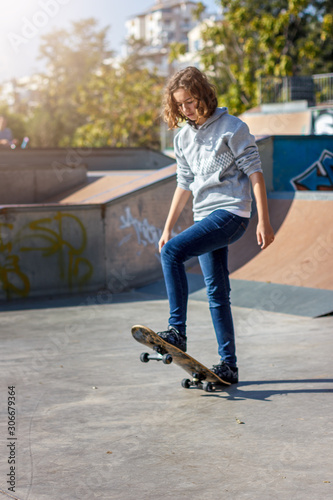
[312,109,333,135]
[0,222,30,298]
[0,212,93,299]
[290,149,333,191]
[118,206,182,260]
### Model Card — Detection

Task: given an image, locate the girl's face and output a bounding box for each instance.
[173,88,206,125]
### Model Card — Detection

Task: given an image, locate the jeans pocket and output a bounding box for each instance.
[227,217,249,245]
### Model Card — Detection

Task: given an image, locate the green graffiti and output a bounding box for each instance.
[0,223,30,298]
[0,213,94,298]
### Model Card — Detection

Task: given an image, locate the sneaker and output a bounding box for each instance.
[156,326,187,352]
[211,361,238,384]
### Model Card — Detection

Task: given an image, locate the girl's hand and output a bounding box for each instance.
[158,187,191,253]
[158,229,172,253]
[257,220,275,250]
[249,172,275,250]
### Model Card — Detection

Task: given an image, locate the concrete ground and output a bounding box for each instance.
[0,292,332,500]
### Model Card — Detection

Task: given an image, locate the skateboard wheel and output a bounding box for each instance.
[162,354,173,365]
[140,352,150,363]
[202,382,213,392]
[181,378,191,389]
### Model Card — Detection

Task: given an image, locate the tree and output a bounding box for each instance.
[28,18,112,147]
[71,59,164,149]
[168,42,187,64]
[192,1,206,21]
[199,0,333,114]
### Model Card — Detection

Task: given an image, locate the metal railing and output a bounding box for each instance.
[259,73,333,106]
[313,73,333,104]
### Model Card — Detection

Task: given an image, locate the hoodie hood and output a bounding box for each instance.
[187,107,228,130]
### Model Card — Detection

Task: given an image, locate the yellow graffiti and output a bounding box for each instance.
[18,213,93,288]
[0,213,94,298]
[0,223,30,298]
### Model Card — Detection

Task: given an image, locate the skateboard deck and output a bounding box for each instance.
[131,324,230,392]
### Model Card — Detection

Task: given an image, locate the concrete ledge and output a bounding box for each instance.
[227,280,333,317]
[136,275,333,318]
[268,191,333,200]
[0,147,174,170]
[0,163,87,204]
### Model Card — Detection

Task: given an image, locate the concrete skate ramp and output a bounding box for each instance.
[50,168,177,204]
[185,193,333,317]
[240,110,311,136]
[228,193,333,317]
[47,171,152,204]
[229,195,333,290]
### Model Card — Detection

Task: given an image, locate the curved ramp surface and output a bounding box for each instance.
[230,197,333,291]
[188,194,333,316]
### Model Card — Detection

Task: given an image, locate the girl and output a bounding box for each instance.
[157,67,274,384]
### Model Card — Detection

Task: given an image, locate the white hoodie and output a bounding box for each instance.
[174,107,262,220]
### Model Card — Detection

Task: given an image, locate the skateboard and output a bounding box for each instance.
[131,324,230,392]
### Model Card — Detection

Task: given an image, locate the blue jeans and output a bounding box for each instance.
[160,209,249,367]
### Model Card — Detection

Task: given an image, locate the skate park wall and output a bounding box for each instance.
[271,135,333,191]
[0,147,173,171]
[0,163,87,204]
[0,164,193,301]
[0,148,172,205]
[256,134,333,192]
[240,104,333,136]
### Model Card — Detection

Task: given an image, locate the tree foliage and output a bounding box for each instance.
[29,18,112,147]
[168,42,187,63]
[25,20,164,148]
[71,60,164,148]
[192,1,206,21]
[199,0,333,114]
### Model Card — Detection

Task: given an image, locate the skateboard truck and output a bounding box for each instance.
[140,354,217,391]
[181,373,216,392]
[140,351,173,365]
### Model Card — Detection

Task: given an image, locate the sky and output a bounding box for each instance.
[0,0,219,82]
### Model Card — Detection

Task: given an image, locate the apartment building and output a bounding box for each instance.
[125,0,202,74]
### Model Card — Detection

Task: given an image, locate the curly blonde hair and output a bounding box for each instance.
[162,66,218,129]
